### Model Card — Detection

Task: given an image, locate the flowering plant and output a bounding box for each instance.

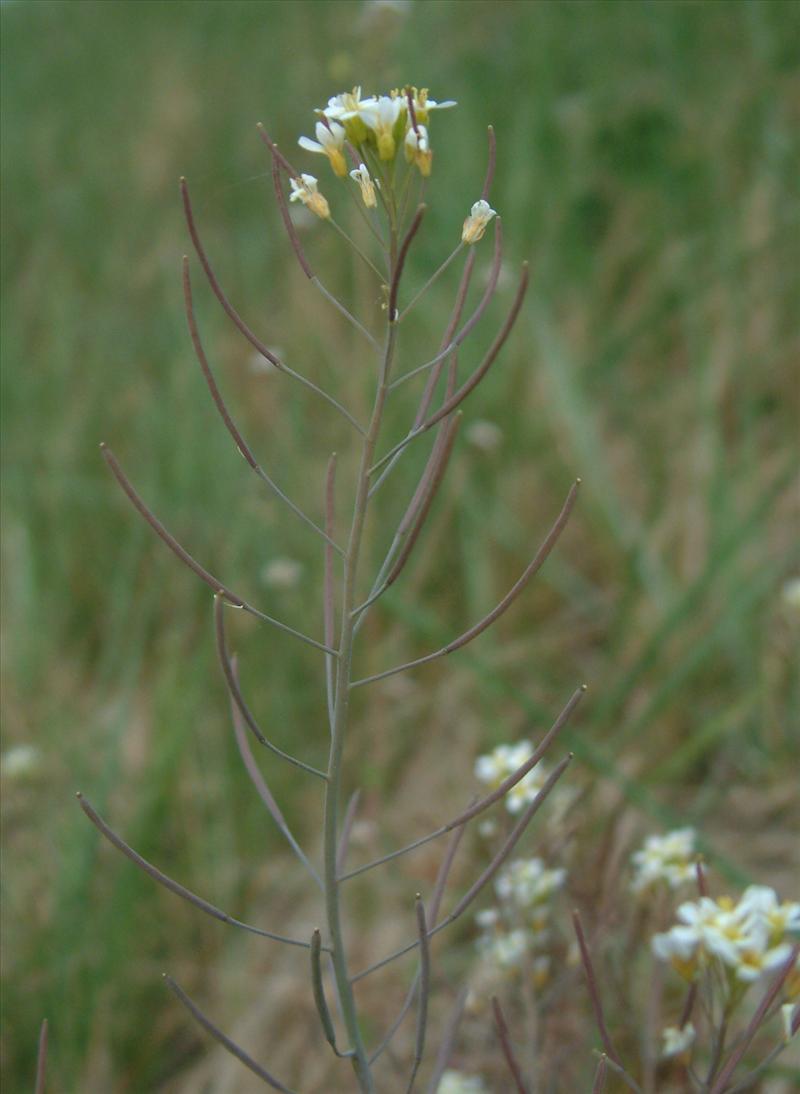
[77,85,583,1092]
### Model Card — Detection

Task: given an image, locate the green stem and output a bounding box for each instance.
[323,299,399,1091]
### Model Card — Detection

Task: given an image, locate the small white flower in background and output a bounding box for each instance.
[496,857,567,908]
[298,120,348,177]
[349,163,378,208]
[474,908,500,930]
[436,1071,488,1094]
[474,740,546,814]
[479,926,530,968]
[476,854,564,988]
[661,1023,695,1058]
[261,558,303,590]
[1,745,41,779]
[289,174,330,220]
[361,0,413,21]
[465,419,503,452]
[462,199,497,244]
[781,576,800,611]
[631,827,696,892]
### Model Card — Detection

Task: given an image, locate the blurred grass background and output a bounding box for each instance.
[1,0,798,1089]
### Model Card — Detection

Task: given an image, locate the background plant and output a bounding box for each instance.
[2,1,798,1090]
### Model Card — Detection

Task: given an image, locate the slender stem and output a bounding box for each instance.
[341,685,584,882]
[329,216,386,280]
[351,480,580,687]
[405,896,431,1093]
[215,597,328,779]
[312,275,380,348]
[183,256,343,552]
[323,316,400,1091]
[101,443,338,656]
[351,756,572,983]
[572,909,624,1068]
[398,242,464,322]
[387,217,504,394]
[228,674,323,889]
[311,929,347,1056]
[324,454,338,731]
[368,825,466,1066]
[709,943,800,1094]
[164,975,297,1093]
[373,257,527,479]
[336,789,362,875]
[389,205,427,322]
[592,1055,608,1094]
[181,177,365,434]
[425,985,469,1094]
[77,793,317,948]
[491,997,529,1093]
[35,1019,48,1094]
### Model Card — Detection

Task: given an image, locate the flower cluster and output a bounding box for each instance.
[631,827,697,892]
[474,741,548,814]
[661,1023,696,1059]
[302,85,455,173]
[652,885,800,985]
[476,856,566,987]
[293,84,456,217]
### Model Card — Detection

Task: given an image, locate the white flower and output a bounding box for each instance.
[652,924,702,970]
[480,927,530,967]
[496,858,566,908]
[661,1023,695,1058]
[462,199,497,245]
[362,0,413,20]
[735,885,800,939]
[404,123,432,176]
[359,94,406,160]
[1,745,40,779]
[437,1071,488,1094]
[319,86,375,122]
[781,576,800,610]
[349,163,378,208]
[298,120,348,177]
[261,558,303,590]
[653,888,800,984]
[466,420,503,452]
[631,828,696,892]
[408,87,457,124]
[733,939,794,982]
[289,174,330,220]
[475,908,499,930]
[474,741,546,814]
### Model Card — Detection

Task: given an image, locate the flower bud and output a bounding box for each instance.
[462,199,496,244]
[349,163,378,208]
[289,174,330,220]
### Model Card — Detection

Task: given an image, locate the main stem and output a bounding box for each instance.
[323,297,399,1090]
